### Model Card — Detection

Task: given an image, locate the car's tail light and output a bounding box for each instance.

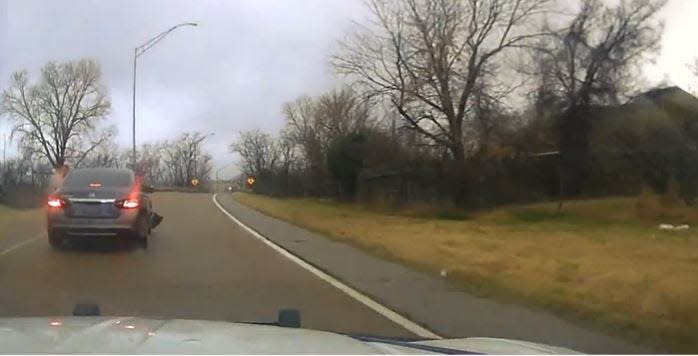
[115,198,139,209]
[47,196,66,208]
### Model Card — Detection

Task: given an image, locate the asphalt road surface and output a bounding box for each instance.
[0,192,413,338]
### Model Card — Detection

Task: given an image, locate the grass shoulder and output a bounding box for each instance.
[233,191,698,353]
[0,204,43,242]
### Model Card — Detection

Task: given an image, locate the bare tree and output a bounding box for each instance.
[283,95,324,174]
[315,87,373,140]
[282,88,373,180]
[230,129,279,177]
[195,153,213,184]
[464,76,519,155]
[163,140,185,186]
[73,126,118,168]
[136,143,163,184]
[1,59,111,169]
[333,0,550,163]
[535,0,666,194]
[0,157,31,187]
[277,129,300,176]
[163,132,213,186]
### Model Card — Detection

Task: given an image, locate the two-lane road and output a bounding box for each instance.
[0,192,412,338]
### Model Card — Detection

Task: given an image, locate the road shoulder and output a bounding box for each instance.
[213,193,649,354]
[0,206,43,256]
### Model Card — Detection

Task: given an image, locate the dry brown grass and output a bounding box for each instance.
[0,205,43,241]
[234,192,698,352]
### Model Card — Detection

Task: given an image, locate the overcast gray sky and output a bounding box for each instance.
[0,0,696,177]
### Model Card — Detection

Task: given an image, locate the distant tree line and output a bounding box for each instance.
[77,131,214,188]
[231,0,697,210]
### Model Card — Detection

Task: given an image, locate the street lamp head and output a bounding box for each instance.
[135,22,199,56]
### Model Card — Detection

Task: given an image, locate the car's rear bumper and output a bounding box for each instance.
[47,208,142,239]
[49,226,139,238]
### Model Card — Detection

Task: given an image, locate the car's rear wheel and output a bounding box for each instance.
[48,231,64,249]
[134,216,149,249]
[139,236,148,249]
[130,230,148,249]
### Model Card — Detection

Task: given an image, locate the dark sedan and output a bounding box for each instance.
[46,168,155,249]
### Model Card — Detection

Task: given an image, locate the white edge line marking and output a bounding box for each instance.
[212,193,441,339]
[0,236,42,257]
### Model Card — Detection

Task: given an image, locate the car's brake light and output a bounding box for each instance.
[115,198,139,209]
[89,182,102,187]
[47,196,66,208]
[123,199,139,209]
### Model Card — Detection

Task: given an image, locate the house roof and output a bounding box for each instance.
[626,86,698,111]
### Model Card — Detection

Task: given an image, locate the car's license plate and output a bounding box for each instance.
[71,203,112,217]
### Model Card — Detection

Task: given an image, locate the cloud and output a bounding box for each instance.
[0,0,368,175]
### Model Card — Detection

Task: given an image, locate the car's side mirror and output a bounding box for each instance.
[142,185,155,193]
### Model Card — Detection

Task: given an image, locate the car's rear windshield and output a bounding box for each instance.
[62,170,133,188]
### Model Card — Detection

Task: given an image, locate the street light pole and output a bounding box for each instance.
[132,48,137,169]
[131,22,198,169]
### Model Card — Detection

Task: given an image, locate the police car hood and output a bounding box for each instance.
[0,316,581,354]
